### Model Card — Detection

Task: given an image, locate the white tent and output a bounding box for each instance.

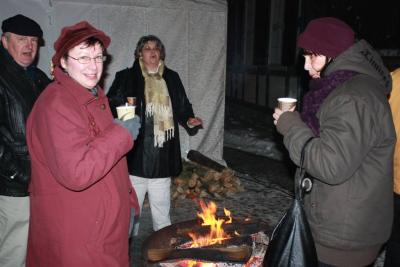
[1,0,227,163]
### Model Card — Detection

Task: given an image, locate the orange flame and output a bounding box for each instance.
[180,261,216,267]
[187,200,232,248]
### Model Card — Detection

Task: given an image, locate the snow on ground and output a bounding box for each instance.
[224,100,285,161]
[224,129,283,161]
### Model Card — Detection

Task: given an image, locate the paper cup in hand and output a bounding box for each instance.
[278,98,297,111]
[116,105,136,121]
[127,97,136,106]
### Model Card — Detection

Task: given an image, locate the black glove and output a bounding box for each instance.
[114,117,141,140]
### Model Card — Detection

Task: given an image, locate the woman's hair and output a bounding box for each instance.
[303,49,322,57]
[134,35,165,60]
[61,36,105,62]
[58,36,105,72]
[302,49,332,76]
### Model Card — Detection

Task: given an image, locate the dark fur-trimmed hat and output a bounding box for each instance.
[2,14,43,38]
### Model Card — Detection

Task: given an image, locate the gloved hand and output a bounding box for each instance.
[114,116,141,140]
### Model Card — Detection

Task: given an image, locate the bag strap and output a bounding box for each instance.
[295,137,314,200]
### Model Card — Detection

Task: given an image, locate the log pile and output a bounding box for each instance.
[172,160,245,202]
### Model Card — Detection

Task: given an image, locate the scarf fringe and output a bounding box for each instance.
[146,102,175,148]
[154,128,175,148]
[146,103,171,117]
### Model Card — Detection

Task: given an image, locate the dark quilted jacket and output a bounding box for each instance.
[0,45,50,196]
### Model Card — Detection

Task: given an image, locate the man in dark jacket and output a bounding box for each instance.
[0,14,50,266]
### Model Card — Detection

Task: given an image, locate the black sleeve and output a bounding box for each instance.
[172,72,195,125]
[170,72,202,136]
[0,91,26,182]
[0,139,29,183]
[107,69,129,118]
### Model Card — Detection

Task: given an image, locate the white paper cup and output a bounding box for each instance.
[278,98,297,111]
[116,105,136,121]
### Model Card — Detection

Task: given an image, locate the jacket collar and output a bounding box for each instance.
[0,44,36,75]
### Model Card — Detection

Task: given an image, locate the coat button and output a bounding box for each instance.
[91,121,96,126]
[101,104,106,110]
[129,188,132,193]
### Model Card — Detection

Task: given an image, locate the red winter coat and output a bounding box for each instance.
[26,67,139,267]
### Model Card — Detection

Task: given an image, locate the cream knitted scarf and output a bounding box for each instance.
[139,58,174,147]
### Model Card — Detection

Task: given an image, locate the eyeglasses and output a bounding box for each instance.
[68,55,107,64]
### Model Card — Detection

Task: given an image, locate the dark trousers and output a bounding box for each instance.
[384,193,400,267]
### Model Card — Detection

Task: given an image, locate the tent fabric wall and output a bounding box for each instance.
[1,0,227,163]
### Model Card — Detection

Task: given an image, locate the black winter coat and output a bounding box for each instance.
[108,60,195,178]
[0,45,50,196]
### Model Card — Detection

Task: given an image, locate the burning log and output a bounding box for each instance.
[176,220,271,239]
[142,201,270,266]
[147,244,252,262]
[178,234,253,250]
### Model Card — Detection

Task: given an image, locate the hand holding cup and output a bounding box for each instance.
[273,97,297,125]
[114,116,141,140]
[127,97,136,106]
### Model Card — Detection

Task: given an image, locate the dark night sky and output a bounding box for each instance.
[303,0,400,49]
[226,0,400,69]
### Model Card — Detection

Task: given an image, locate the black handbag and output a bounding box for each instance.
[265,137,318,267]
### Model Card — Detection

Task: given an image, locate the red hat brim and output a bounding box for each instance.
[52,21,111,66]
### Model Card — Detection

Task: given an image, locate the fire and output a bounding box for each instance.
[187,200,232,248]
[181,261,216,267]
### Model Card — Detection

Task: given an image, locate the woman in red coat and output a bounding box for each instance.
[26,21,141,267]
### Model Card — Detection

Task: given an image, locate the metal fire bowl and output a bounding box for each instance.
[142,219,199,261]
[141,218,271,266]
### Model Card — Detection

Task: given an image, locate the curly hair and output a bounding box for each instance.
[134,35,165,60]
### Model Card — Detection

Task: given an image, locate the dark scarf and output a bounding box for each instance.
[301,70,358,136]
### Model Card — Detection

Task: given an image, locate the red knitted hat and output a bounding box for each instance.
[297,17,354,58]
[52,21,111,66]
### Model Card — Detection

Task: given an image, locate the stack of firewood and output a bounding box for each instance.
[172,160,245,202]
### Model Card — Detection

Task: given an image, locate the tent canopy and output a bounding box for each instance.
[1,0,227,163]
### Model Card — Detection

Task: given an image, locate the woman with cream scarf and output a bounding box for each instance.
[108,35,202,235]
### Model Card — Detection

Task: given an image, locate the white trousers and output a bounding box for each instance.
[0,196,29,267]
[130,175,171,234]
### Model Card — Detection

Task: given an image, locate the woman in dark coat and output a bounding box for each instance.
[108,35,202,234]
[273,17,395,266]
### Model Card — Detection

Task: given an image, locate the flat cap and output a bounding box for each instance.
[52,21,111,66]
[2,14,43,38]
